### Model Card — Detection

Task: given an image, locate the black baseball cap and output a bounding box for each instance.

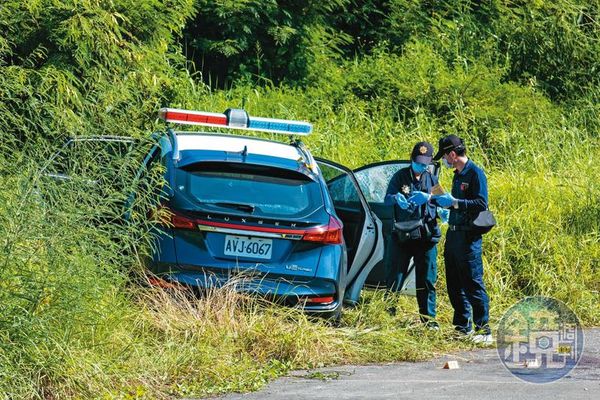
[410,141,434,164]
[433,134,465,160]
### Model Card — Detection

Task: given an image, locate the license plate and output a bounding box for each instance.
[224,235,273,260]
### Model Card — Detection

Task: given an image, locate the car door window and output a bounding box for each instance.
[318,162,364,213]
[353,161,438,203]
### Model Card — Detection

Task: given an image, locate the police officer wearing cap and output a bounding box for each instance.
[432,135,492,343]
[384,141,442,328]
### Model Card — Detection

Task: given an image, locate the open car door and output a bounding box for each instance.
[316,158,384,304]
[352,161,440,296]
[40,136,155,223]
[42,136,139,186]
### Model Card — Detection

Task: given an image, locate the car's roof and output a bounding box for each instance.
[176,133,302,161]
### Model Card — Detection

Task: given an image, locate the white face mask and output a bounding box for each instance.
[442,158,453,168]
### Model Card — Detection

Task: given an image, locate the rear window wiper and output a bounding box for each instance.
[214,202,256,213]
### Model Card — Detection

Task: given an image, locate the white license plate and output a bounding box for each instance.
[224,235,273,260]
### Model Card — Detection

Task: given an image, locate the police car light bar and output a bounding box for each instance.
[158,107,312,136]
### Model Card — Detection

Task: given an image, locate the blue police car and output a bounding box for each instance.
[142,108,388,318]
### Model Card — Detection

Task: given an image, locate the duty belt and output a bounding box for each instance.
[449,224,471,231]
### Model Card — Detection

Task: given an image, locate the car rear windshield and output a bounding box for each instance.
[175,162,324,219]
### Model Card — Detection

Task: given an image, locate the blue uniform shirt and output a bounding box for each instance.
[385,167,440,241]
[449,159,488,226]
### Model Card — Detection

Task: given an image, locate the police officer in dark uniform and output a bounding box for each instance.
[432,135,492,343]
[384,141,441,327]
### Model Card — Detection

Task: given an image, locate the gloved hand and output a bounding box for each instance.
[433,193,456,208]
[437,207,449,224]
[408,191,431,206]
[395,193,409,210]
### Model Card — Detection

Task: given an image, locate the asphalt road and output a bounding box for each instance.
[213,328,600,400]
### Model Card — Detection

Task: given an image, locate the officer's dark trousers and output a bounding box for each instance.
[444,230,490,334]
[387,239,437,321]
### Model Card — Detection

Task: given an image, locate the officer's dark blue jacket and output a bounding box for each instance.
[449,159,488,226]
[384,167,440,241]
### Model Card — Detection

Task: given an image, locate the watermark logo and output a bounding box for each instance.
[496,296,584,383]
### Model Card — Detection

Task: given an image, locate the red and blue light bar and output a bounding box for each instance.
[158,107,312,136]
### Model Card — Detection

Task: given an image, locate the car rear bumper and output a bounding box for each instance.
[159,268,342,314]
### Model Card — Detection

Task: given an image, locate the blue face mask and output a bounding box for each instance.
[411,161,428,174]
[442,158,453,169]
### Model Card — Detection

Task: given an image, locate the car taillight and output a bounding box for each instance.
[169,210,197,230]
[155,206,197,230]
[302,215,343,245]
[305,296,335,304]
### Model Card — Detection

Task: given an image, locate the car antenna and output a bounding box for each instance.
[240,145,248,161]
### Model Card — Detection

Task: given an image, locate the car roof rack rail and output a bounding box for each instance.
[155,128,180,163]
[291,139,319,175]
[158,107,312,136]
[167,128,180,162]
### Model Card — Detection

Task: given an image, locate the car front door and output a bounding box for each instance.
[316,158,384,304]
[351,160,440,296]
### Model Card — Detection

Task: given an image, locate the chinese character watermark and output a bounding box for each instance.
[496,296,584,383]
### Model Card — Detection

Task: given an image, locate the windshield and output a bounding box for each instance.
[174,162,324,219]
